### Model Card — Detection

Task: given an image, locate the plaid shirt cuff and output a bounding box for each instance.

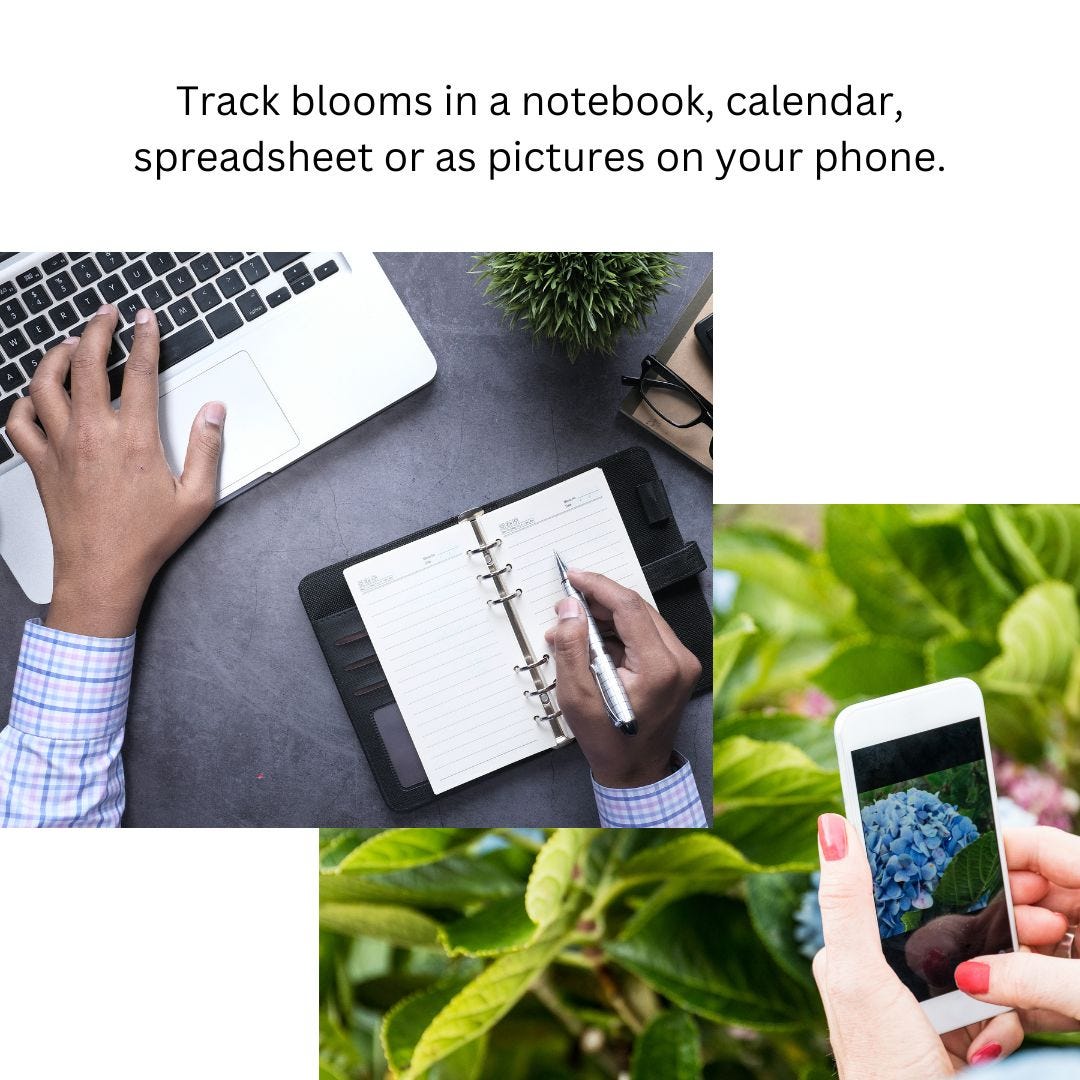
[1,619,134,827]
[592,752,708,828]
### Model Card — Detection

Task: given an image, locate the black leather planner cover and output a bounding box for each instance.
[298,447,710,811]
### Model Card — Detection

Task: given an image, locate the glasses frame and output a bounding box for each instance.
[622,353,713,433]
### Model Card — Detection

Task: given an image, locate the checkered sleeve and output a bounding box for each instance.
[0,619,134,828]
[592,752,708,828]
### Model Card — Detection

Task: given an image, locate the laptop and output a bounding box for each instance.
[0,252,437,603]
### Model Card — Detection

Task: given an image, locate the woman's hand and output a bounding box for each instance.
[813,813,1026,1077]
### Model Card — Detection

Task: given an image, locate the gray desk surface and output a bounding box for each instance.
[0,252,713,827]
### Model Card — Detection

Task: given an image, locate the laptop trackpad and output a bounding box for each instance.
[158,350,299,493]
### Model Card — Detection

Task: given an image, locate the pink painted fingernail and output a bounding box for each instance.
[955,961,990,995]
[135,308,153,325]
[818,813,848,861]
[557,598,582,620]
[969,1042,1002,1065]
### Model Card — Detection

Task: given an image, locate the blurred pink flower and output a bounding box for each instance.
[994,752,1080,831]
[781,688,836,719]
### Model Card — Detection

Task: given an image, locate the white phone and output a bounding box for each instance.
[834,678,1018,1034]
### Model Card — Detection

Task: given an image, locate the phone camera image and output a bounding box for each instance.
[853,717,1013,1001]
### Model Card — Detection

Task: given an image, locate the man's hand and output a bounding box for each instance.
[543,569,701,788]
[6,304,226,637]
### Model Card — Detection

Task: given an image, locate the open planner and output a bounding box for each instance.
[299,447,711,810]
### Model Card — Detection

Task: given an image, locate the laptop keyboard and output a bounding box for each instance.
[0,252,340,466]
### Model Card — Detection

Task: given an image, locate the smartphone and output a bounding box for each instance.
[834,678,1018,1034]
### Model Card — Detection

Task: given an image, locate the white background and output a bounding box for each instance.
[4,1,1080,1076]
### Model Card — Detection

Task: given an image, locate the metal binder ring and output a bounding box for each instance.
[534,709,564,724]
[514,654,550,673]
[466,538,502,556]
[477,563,512,582]
[488,589,522,606]
[524,680,558,698]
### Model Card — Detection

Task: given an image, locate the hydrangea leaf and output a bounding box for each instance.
[440,896,538,957]
[713,613,757,696]
[401,922,570,1079]
[811,637,925,701]
[926,637,1000,682]
[933,831,1002,910]
[319,902,442,948]
[901,909,925,932]
[714,712,836,771]
[745,872,817,988]
[338,829,480,873]
[630,1011,701,1080]
[618,832,760,885]
[525,829,594,926]
[606,896,819,1030]
[320,856,523,907]
[985,505,1080,592]
[980,581,1080,695]
[713,736,840,808]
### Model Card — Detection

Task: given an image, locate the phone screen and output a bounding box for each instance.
[852,717,1014,1001]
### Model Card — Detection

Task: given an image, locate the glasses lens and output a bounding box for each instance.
[641,378,704,427]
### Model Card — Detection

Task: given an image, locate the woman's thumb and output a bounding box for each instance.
[956,952,1080,1020]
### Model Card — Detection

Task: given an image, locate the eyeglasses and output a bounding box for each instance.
[622,354,713,458]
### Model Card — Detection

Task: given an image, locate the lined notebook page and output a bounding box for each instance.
[342,469,652,794]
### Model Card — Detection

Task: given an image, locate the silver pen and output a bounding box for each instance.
[554,551,637,735]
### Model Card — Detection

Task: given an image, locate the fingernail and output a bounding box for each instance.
[96,304,114,317]
[969,1043,1002,1065]
[135,308,153,325]
[204,402,226,427]
[557,598,583,620]
[818,813,848,861]
[62,336,80,344]
[955,960,990,995]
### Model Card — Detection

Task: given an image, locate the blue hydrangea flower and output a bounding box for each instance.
[861,788,980,938]
[793,871,824,959]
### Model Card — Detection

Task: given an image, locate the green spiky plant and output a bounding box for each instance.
[470,253,682,361]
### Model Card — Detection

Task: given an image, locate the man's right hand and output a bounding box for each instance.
[543,569,701,788]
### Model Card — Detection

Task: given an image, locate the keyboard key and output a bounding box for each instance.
[107,336,125,366]
[16,267,42,288]
[216,270,244,298]
[175,252,199,262]
[192,283,221,312]
[19,350,42,379]
[0,363,24,395]
[0,298,27,328]
[159,321,213,372]
[122,260,151,290]
[95,252,126,272]
[167,297,198,325]
[236,289,267,321]
[74,288,103,318]
[50,303,78,332]
[191,254,220,282]
[46,271,75,301]
[214,252,244,268]
[117,295,143,324]
[0,435,12,463]
[207,303,243,338]
[71,258,101,286]
[69,253,88,259]
[166,267,196,295]
[26,316,53,344]
[283,262,308,284]
[44,337,64,352]
[24,285,50,313]
[155,310,174,337]
[290,273,315,295]
[143,281,172,309]
[265,253,308,272]
[98,275,127,303]
[41,254,68,274]
[239,256,269,285]
[124,252,145,259]
[0,397,17,430]
[1,329,30,359]
[119,327,135,353]
[147,252,176,275]
[266,288,291,308]
[0,282,14,302]
[314,259,339,280]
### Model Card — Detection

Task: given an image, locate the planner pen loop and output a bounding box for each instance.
[460,507,569,744]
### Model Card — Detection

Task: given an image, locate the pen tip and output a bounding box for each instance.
[554,550,568,574]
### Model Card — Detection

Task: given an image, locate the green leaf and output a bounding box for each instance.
[607,896,818,1029]
[811,637,925,700]
[926,636,999,681]
[402,924,570,1078]
[713,736,839,808]
[713,712,837,771]
[618,832,760,885]
[320,856,523,907]
[986,506,1080,591]
[384,982,467,1073]
[630,1011,702,1080]
[319,902,442,948]
[901,908,925,932]
[713,613,757,696]
[440,896,538,957]
[980,581,1080,694]
[745,873,817,988]
[339,829,478,873]
[525,829,593,926]
[933,832,1002,909]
